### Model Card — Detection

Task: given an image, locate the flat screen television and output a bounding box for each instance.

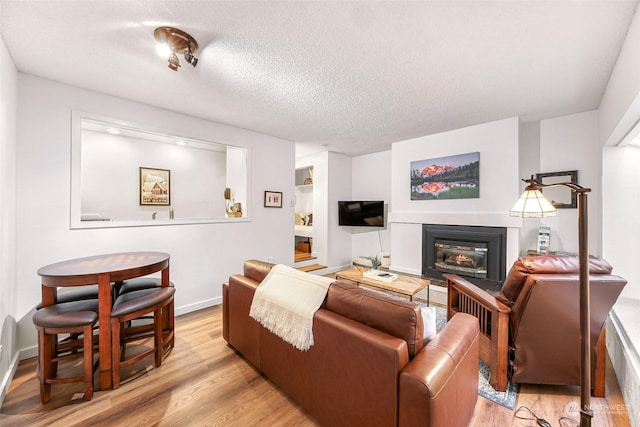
[338,200,385,227]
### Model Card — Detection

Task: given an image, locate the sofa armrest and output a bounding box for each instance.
[222,282,229,342]
[399,313,479,427]
[243,259,275,282]
[225,274,262,367]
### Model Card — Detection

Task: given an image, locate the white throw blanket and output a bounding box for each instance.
[249,264,334,351]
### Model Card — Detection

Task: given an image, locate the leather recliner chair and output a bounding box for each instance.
[445,255,626,395]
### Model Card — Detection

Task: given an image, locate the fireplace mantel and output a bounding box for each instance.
[388,211,522,228]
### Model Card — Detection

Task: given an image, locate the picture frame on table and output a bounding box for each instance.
[264,191,283,208]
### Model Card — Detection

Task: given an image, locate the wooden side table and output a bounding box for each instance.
[335,267,430,303]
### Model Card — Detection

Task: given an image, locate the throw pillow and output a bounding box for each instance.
[421,307,437,342]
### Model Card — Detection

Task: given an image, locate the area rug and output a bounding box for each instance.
[478,358,519,409]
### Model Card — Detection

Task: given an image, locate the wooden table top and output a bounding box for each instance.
[37,251,170,286]
[335,267,429,297]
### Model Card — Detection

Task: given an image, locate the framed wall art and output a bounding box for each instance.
[140,167,171,206]
[410,152,480,200]
[264,191,283,208]
[536,170,578,209]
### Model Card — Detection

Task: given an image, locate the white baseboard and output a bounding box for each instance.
[174,297,220,317]
[0,352,20,408]
[323,264,352,275]
[387,264,422,276]
[430,285,446,294]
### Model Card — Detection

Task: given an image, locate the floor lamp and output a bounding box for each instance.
[510,175,593,427]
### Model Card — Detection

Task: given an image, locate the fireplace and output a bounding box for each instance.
[422,224,507,282]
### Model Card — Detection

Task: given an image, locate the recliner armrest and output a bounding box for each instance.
[445,273,511,392]
[444,273,511,313]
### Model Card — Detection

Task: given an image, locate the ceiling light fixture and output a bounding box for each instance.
[153,26,199,71]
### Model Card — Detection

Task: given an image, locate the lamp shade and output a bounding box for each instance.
[509,188,557,218]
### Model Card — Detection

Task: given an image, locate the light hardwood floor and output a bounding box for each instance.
[0,306,631,426]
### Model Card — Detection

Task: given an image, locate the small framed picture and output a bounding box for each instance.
[536,170,578,209]
[140,167,171,206]
[264,191,283,208]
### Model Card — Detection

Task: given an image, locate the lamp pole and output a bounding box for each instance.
[511,177,592,426]
[576,189,593,427]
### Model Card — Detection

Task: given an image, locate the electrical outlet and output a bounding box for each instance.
[267,257,275,263]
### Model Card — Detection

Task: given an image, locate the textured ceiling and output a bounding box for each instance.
[1,1,638,156]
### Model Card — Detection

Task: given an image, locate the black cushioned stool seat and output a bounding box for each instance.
[35,285,101,310]
[32,299,98,403]
[116,277,174,296]
[111,287,175,388]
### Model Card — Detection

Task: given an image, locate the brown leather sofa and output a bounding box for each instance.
[446,255,627,395]
[223,260,480,427]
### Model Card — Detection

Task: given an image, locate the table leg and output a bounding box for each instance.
[98,274,112,390]
[161,265,171,332]
[41,285,56,307]
[162,265,170,287]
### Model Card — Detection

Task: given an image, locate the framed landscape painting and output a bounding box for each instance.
[410,152,480,200]
[140,167,171,206]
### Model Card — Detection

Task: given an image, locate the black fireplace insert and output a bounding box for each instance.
[422,224,507,284]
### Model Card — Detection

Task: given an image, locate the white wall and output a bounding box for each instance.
[538,110,602,256]
[351,150,392,261]
[602,144,640,427]
[517,121,543,253]
[599,5,640,147]
[326,151,353,270]
[0,36,18,404]
[602,146,640,300]
[15,74,295,356]
[388,117,522,275]
[596,8,640,425]
[81,130,228,220]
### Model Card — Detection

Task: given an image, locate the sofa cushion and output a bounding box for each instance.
[501,255,613,303]
[324,281,424,358]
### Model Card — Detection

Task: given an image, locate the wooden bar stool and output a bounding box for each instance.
[115,278,175,344]
[110,287,175,388]
[32,300,98,403]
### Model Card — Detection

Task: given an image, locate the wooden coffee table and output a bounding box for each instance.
[335,267,430,303]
